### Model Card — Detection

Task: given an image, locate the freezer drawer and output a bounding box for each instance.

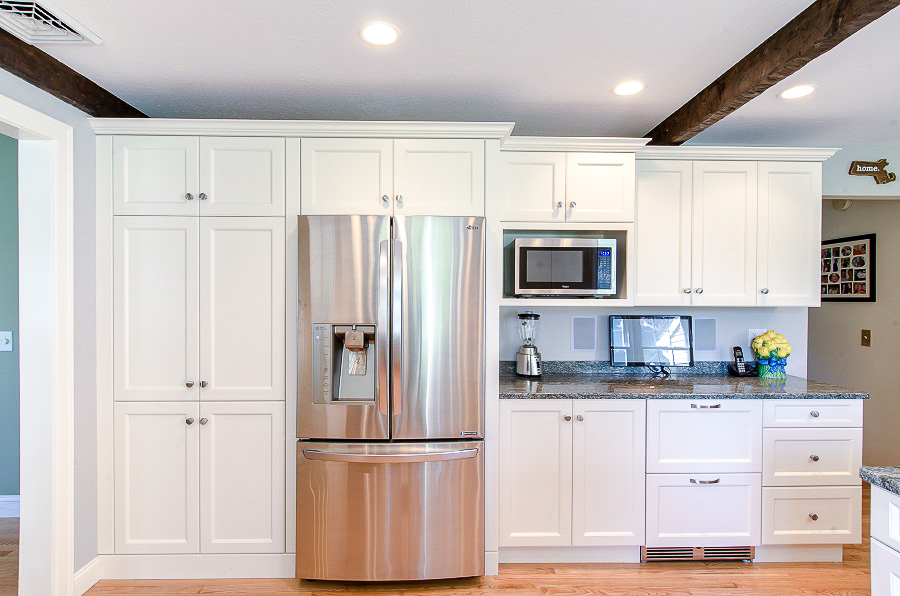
[296,441,484,581]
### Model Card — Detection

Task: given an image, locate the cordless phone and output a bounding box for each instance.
[727,346,757,377]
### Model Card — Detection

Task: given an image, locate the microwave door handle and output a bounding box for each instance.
[391,238,402,417]
[377,239,390,416]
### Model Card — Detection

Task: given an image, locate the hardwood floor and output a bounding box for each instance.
[0,517,18,596]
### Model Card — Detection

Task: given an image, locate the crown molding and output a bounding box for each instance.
[89,118,516,139]
[638,145,840,162]
[500,136,650,152]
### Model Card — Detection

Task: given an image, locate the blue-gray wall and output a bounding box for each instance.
[0,133,18,495]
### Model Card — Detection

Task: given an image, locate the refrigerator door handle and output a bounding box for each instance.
[377,239,391,417]
[302,447,478,464]
[391,238,403,417]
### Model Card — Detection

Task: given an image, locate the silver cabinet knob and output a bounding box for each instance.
[576,414,584,421]
[185,381,194,388]
[185,418,194,425]
[199,417,208,425]
[563,415,572,422]
[382,195,389,203]
[569,201,576,208]
[810,455,820,462]
[556,201,563,209]
[683,288,692,294]
[396,195,403,204]
[200,381,208,388]
[761,288,770,295]
[199,192,208,201]
[809,513,819,521]
[810,411,820,418]
[185,193,194,201]
[695,288,704,294]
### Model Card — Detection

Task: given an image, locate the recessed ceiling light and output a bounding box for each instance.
[613,81,645,96]
[359,21,400,46]
[779,84,816,99]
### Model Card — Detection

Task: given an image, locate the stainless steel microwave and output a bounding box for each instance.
[514,237,617,296]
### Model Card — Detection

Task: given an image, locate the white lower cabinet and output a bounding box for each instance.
[761,486,861,545]
[499,399,645,548]
[114,401,285,555]
[645,473,761,547]
[872,539,900,596]
[873,487,900,595]
[762,427,862,487]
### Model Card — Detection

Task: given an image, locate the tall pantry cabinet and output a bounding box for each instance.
[104,136,287,556]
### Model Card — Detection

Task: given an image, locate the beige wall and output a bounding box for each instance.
[809,199,900,465]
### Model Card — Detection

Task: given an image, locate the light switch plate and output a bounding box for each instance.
[748,328,767,348]
[861,329,871,347]
[0,331,11,352]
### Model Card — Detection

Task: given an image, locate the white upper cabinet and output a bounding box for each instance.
[301,138,485,216]
[634,160,693,306]
[114,217,200,401]
[394,139,485,216]
[498,152,566,222]
[114,136,200,216]
[199,137,285,216]
[565,153,635,222]
[757,162,822,306]
[114,136,285,216]
[300,138,393,215]
[691,161,758,306]
[199,218,285,401]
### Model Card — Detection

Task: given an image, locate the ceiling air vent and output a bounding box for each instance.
[0,0,101,44]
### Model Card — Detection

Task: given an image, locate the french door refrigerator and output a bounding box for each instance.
[296,215,484,581]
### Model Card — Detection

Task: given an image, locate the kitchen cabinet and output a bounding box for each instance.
[114,401,285,555]
[757,162,822,306]
[113,136,285,216]
[762,399,863,428]
[872,487,900,595]
[114,216,285,401]
[499,399,646,547]
[499,152,634,222]
[761,486,861,545]
[301,138,485,216]
[762,427,862,487]
[871,538,900,596]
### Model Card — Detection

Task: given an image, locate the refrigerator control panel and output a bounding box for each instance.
[313,324,333,402]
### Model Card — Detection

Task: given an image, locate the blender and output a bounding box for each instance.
[515,311,543,377]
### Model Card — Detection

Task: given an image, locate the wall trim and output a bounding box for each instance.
[500,136,650,152]
[499,546,641,563]
[638,146,839,162]
[99,553,295,579]
[74,557,102,596]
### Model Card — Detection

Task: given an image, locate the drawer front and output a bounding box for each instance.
[762,486,861,545]
[872,538,900,596]
[763,428,862,486]
[647,400,762,473]
[646,473,761,547]
[873,486,900,553]
[762,400,862,428]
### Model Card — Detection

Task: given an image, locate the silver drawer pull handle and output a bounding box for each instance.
[683,288,692,294]
[185,193,194,201]
[576,414,584,421]
[185,418,194,425]
[810,455,820,462]
[690,478,720,484]
[690,403,721,409]
[809,513,819,521]
[199,417,208,425]
[810,411,820,418]
[382,194,389,203]
[695,288,704,294]
[185,381,194,388]
[556,201,563,208]
[569,201,576,208]
[199,192,208,201]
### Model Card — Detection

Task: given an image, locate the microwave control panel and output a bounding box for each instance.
[597,248,613,289]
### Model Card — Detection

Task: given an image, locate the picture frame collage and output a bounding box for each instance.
[821,233,876,301]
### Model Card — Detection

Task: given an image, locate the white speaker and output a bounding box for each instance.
[571,316,597,352]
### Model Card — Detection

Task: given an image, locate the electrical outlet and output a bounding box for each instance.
[861,329,871,347]
[748,328,767,348]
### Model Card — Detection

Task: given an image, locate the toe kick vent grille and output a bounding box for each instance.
[642,546,755,562]
[0,1,101,44]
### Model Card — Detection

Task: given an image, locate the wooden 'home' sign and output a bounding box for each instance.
[848,159,896,184]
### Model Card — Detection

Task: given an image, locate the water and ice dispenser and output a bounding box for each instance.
[312,323,377,403]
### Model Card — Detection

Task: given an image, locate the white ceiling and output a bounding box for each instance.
[42,0,816,137]
[691,5,900,147]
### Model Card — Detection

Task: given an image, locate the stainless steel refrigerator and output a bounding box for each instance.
[296,215,484,581]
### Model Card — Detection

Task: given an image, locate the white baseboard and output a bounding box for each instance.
[100,553,296,579]
[753,544,843,563]
[0,495,20,518]
[484,550,499,576]
[500,546,641,563]
[74,557,102,596]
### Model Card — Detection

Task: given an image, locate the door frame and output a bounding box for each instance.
[0,92,75,594]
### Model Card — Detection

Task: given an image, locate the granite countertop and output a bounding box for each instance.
[499,372,869,400]
[860,466,900,496]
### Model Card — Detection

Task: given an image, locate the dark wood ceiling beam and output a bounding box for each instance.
[0,28,146,118]
[645,0,900,145]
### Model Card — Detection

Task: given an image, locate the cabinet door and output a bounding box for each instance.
[393,139,485,216]
[872,539,900,596]
[762,486,861,545]
[300,138,393,215]
[762,427,862,487]
[199,137,285,216]
[498,152,565,222]
[114,402,200,554]
[872,486,900,553]
[114,217,200,401]
[691,161,758,306]
[646,473,761,547]
[113,136,200,216]
[565,153,635,222]
[199,218,285,401]
[572,400,645,546]
[199,402,285,553]
[634,160,693,305]
[499,400,572,546]
[757,162,822,306]
[647,400,762,474]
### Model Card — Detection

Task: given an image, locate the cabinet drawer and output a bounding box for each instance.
[762,428,862,486]
[761,486,860,545]
[647,400,762,474]
[646,473,761,547]
[872,538,900,596]
[873,486,900,553]
[762,400,862,428]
